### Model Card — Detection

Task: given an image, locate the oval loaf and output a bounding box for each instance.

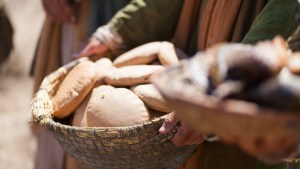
[158,41,182,66]
[94,58,115,87]
[104,65,164,86]
[131,84,172,113]
[113,42,161,67]
[52,60,97,118]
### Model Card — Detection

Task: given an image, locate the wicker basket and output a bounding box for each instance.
[31,57,196,169]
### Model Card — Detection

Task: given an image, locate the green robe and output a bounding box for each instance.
[108,0,297,51]
[105,0,299,169]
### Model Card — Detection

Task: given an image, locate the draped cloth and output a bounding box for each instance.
[33,0,90,93]
[33,19,64,169]
[33,19,61,93]
[173,0,267,52]
[33,1,89,169]
[32,1,131,168]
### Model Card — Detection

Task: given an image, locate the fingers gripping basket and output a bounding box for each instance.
[31,57,196,169]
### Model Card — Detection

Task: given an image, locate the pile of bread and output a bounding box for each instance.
[51,41,186,127]
[191,36,300,112]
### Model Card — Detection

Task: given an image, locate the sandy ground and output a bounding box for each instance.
[0,0,44,169]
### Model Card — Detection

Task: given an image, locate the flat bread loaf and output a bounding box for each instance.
[72,85,150,127]
[94,58,115,87]
[104,65,164,86]
[52,60,97,118]
[113,42,161,67]
[131,84,172,113]
[158,41,181,66]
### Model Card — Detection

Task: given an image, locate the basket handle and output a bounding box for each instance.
[31,89,53,125]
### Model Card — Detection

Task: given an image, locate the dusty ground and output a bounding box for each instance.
[0,0,44,169]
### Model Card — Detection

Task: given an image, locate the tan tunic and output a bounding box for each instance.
[33,1,89,169]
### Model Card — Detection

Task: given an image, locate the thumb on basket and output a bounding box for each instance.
[159,112,205,146]
[159,112,179,134]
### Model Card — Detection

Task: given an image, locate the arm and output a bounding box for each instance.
[41,0,77,23]
[242,0,298,44]
[230,0,300,163]
[107,0,184,50]
[78,0,184,57]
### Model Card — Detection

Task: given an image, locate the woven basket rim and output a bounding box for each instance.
[44,113,168,131]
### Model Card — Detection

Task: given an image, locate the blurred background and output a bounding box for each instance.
[0,0,44,168]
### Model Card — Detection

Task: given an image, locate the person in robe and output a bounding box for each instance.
[75,0,299,168]
[31,0,130,169]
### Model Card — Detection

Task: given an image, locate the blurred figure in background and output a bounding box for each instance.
[31,0,130,169]
[0,0,13,65]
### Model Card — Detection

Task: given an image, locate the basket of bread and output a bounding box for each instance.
[152,37,300,154]
[31,41,196,169]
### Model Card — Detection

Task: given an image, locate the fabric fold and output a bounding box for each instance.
[200,0,242,50]
[172,0,202,51]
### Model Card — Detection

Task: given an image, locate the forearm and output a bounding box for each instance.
[242,0,298,44]
[105,0,183,50]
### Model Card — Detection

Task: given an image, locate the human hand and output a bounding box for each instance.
[75,37,110,58]
[159,112,205,146]
[41,0,77,23]
[219,134,299,163]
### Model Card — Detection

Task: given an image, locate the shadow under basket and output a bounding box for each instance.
[31,57,196,169]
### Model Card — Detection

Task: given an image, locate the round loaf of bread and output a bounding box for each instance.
[72,85,150,127]
[158,41,181,66]
[52,60,97,118]
[131,84,172,113]
[72,92,91,127]
[104,65,164,86]
[94,58,115,87]
[113,42,161,67]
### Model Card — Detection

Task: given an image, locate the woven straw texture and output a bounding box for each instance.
[31,57,196,169]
